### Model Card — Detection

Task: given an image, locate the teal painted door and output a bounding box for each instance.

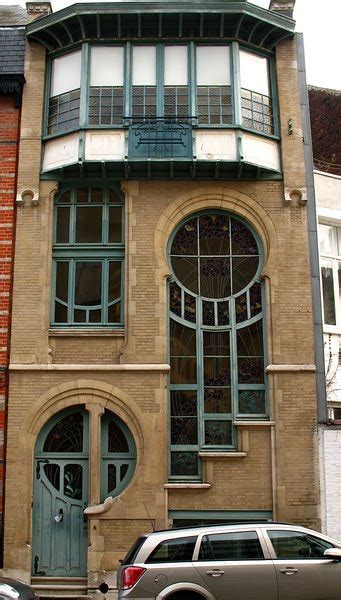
[32,410,88,577]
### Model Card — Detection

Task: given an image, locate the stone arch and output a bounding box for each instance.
[154,187,278,280]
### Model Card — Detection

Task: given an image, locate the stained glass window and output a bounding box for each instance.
[101,411,136,501]
[169,212,267,479]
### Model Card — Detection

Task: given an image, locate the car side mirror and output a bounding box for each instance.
[324,548,341,560]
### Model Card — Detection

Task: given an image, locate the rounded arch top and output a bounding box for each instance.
[154,187,278,278]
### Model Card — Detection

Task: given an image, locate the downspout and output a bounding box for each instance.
[296,33,327,424]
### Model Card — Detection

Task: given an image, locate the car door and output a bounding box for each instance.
[264,528,341,600]
[193,528,278,600]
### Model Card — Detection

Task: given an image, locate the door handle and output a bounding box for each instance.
[206,570,224,577]
[54,508,63,523]
[280,568,298,575]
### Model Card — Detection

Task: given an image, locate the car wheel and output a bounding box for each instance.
[167,593,206,600]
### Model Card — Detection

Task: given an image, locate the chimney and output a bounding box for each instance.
[269,1,295,18]
[26,2,52,22]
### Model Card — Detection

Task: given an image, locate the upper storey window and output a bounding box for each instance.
[46,44,276,139]
[319,224,341,328]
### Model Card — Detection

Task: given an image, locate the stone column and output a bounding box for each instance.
[86,403,105,506]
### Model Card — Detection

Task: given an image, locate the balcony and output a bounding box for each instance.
[127,117,193,160]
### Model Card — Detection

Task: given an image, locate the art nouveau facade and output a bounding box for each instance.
[3,0,326,593]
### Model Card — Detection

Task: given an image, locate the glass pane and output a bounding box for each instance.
[204,388,231,413]
[202,300,215,325]
[91,188,104,203]
[238,390,265,415]
[51,50,81,96]
[204,420,231,445]
[232,257,259,294]
[319,224,334,255]
[43,413,83,452]
[204,357,230,386]
[109,262,121,302]
[76,188,89,203]
[171,218,197,255]
[250,282,262,317]
[171,416,198,444]
[217,301,229,325]
[240,50,269,96]
[90,46,124,86]
[74,309,86,323]
[171,451,198,476]
[235,293,248,323]
[237,321,264,382]
[108,464,117,492]
[238,357,264,384]
[56,207,70,243]
[55,301,67,323]
[200,257,230,298]
[109,206,123,243]
[76,206,102,243]
[170,320,196,357]
[170,281,182,317]
[171,257,198,294]
[89,308,102,323]
[44,464,60,491]
[108,420,129,452]
[204,331,229,356]
[108,302,121,324]
[164,46,188,85]
[231,219,258,255]
[199,531,263,561]
[75,262,102,306]
[321,260,336,325]
[58,190,71,204]
[199,214,230,255]
[184,293,196,322]
[120,464,128,480]
[338,228,341,255]
[196,46,230,85]
[55,262,69,302]
[132,46,156,85]
[64,464,82,500]
[268,531,334,560]
[171,391,197,416]
[146,537,197,564]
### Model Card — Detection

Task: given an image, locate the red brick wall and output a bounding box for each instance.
[0,94,20,562]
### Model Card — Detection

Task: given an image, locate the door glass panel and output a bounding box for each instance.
[267,530,334,559]
[43,413,83,452]
[199,531,264,560]
[44,463,60,491]
[108,464,117,491]
[64,464,83,500]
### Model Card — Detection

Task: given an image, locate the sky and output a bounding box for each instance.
[1,0,340,90]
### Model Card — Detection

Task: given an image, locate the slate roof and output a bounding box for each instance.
[308,86,341,177]
[0,6,27,76]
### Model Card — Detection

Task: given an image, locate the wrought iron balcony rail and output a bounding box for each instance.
[125,116,196,159]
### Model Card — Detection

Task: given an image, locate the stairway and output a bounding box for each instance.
[31,577,91,600]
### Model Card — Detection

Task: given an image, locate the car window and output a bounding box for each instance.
[146,536,197,563]
[121,536,147,565]
[198,530,264,561]
[267,530,335,560]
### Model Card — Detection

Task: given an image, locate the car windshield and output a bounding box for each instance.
[121,536,147,566]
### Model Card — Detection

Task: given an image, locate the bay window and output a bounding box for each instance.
[46,43,277,137]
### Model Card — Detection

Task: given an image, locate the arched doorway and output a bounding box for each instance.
[32,406,136,577]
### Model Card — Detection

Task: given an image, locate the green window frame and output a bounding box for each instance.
[168,211,268,480]
[52,184,124,327]
[44,42,278,139]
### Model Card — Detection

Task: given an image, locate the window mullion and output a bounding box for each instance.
[157,43,164,118]
[79,42,89,128]
[231,42,242,127]
[197,304,204,451]
[68,259,75,325]
[189,42,196,119]
[124,42,131,119]
[102,259,108,325]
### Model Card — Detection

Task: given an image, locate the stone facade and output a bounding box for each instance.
[2,1,323,590]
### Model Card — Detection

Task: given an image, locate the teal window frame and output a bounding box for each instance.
[100,411,136,501]
[51,184,125,328]
[44,42,279,140]
[168,211,268,481]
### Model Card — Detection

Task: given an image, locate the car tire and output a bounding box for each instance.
[166,593,206,600]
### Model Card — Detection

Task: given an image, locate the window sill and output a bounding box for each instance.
[233,421,275,427]
[199,452,247,460]
[49,328,125,337]
[164,483,211,489]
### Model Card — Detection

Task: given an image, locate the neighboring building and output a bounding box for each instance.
[2,0,326,594]
[310,86,341,539]
[0,4,26,565]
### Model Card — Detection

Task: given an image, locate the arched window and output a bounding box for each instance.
[168,212,267,479]
[52,185,124,327]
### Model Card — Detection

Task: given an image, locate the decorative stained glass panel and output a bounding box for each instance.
[170,281,182,316]
[184,293,196,322]
[204,388,231,414]
[171,218,197,255]
[108,420,129,453]
[43,413,83,453]
[238,390,265,415]
[199,214,230,255]
[202,300,215,325]
[44,463,60,491]
[235,293,248,323]
[171,451,198,476]
[204,420,231,446]
[250,282,262,317]
[217,301,229,325]
[172,257,198,294]
[64,464,82,499]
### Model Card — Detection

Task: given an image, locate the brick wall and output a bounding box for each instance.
[0,94,20,564]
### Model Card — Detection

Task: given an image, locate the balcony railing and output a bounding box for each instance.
[126,116,194,160]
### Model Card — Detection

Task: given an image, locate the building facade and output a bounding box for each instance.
[0,4,26,564]
[3,0,326,593]
[309,86,341,540]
